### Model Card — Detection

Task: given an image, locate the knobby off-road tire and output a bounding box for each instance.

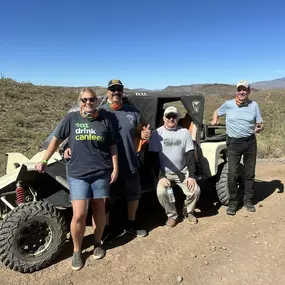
[0,201,68,273]
[216,162,245,206]
[216,162,230,205]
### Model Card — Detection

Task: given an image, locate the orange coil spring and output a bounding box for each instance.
[16,185,25,204]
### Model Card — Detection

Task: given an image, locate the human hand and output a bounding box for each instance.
[64,148,72,159]
[186,178,197,191]
[110,168,118,184]
[211,119,219,126]
[141,124,151,140]
[159,178,171,187]
[35,162,46,173]
[255,123,264,134]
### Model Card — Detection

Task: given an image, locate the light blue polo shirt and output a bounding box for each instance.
[218,99,263,138]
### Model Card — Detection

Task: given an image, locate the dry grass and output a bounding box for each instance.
[0,78,284,175]
[0,78,106,174]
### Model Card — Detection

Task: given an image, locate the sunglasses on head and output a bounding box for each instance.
[166,113,178,120]
[80,97,97,103]
[109,87,123,92]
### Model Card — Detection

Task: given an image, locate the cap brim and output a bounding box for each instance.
[108,84,124,89]
[164,112,179,116]
[237,84,249,89]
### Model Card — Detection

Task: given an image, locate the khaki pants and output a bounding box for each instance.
[157,172,201,220]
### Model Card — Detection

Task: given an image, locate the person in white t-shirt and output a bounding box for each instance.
[148,106,201,227]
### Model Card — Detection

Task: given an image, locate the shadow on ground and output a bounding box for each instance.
[54,178,283,267]
[253,179,284,204]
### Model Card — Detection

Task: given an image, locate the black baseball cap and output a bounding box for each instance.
[107,79,124,89]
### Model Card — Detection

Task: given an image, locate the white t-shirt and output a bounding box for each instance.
[148,126,194,174]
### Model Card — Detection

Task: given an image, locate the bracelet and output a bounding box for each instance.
[41,159,48,164]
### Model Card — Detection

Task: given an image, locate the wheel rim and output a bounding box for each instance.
[17,220,53,257]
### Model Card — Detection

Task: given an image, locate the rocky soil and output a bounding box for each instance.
[0,162,284,285]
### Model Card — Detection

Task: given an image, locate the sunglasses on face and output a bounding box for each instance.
[237,87,248,92]
[109,88,123,92]
[80,97,97,103]
[166,113,178,120]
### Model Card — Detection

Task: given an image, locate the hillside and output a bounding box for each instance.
[164,83,261,95]
[0,78,285,175]
[163,76,285,93]
[164,83,235,95]
[252,77,285,90]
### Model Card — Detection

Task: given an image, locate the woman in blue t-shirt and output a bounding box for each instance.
[35,88,118,271]
[211,80,264,216]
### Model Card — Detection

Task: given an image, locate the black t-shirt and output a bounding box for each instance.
[100,104,140,174]
[54,111,116,179]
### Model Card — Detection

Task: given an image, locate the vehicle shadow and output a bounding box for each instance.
[137,179,222,231]
[55,183,223,265]
[54,178,283,267]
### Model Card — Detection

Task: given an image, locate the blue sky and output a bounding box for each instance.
[0,0,284,89]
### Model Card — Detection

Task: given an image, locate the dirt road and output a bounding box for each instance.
[0,162,284,285]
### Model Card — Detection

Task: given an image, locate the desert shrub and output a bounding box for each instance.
[13,114,26,127]
[0,155,7,176]
[0,77,284,177]
[29,101,45,113]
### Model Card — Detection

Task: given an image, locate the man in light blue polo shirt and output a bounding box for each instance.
[212,80,264,215]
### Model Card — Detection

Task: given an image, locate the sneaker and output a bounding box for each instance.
[102,227,126,244]
[93,243,106,260]
[71,252,83,271]
[125,220,148,237]
[244,202,256,212]
[102,226,126,244]
[226,203,238,215]
[185,213,198,224]
[166,217,177,228]
[126,227,148,237]
[101,226,113,243]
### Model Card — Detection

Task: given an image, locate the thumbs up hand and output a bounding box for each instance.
[141,124,151,140]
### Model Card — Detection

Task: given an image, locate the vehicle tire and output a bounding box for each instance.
[215,162,244,206]
[0,201,68,273]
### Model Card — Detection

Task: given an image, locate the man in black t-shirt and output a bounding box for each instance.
[100,80,151,238]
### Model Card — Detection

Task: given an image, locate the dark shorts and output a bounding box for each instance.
[110,171,141,202]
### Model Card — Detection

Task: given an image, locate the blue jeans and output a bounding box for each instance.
[68,171,111,200]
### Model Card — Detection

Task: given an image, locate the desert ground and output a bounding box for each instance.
[0,161,284,285]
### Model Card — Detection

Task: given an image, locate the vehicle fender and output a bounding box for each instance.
[199,141,227,177]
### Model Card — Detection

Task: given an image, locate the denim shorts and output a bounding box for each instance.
[68,171,111,200]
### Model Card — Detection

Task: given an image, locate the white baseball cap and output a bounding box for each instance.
[237,80,250,89]
[164,106,180,117]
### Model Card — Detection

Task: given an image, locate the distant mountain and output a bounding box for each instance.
[135,88,149,91]
[163,83,236,96]
[251,77,285,90]
[163,78,285,95]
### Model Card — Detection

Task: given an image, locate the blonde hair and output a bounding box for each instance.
[78,87,97,102]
